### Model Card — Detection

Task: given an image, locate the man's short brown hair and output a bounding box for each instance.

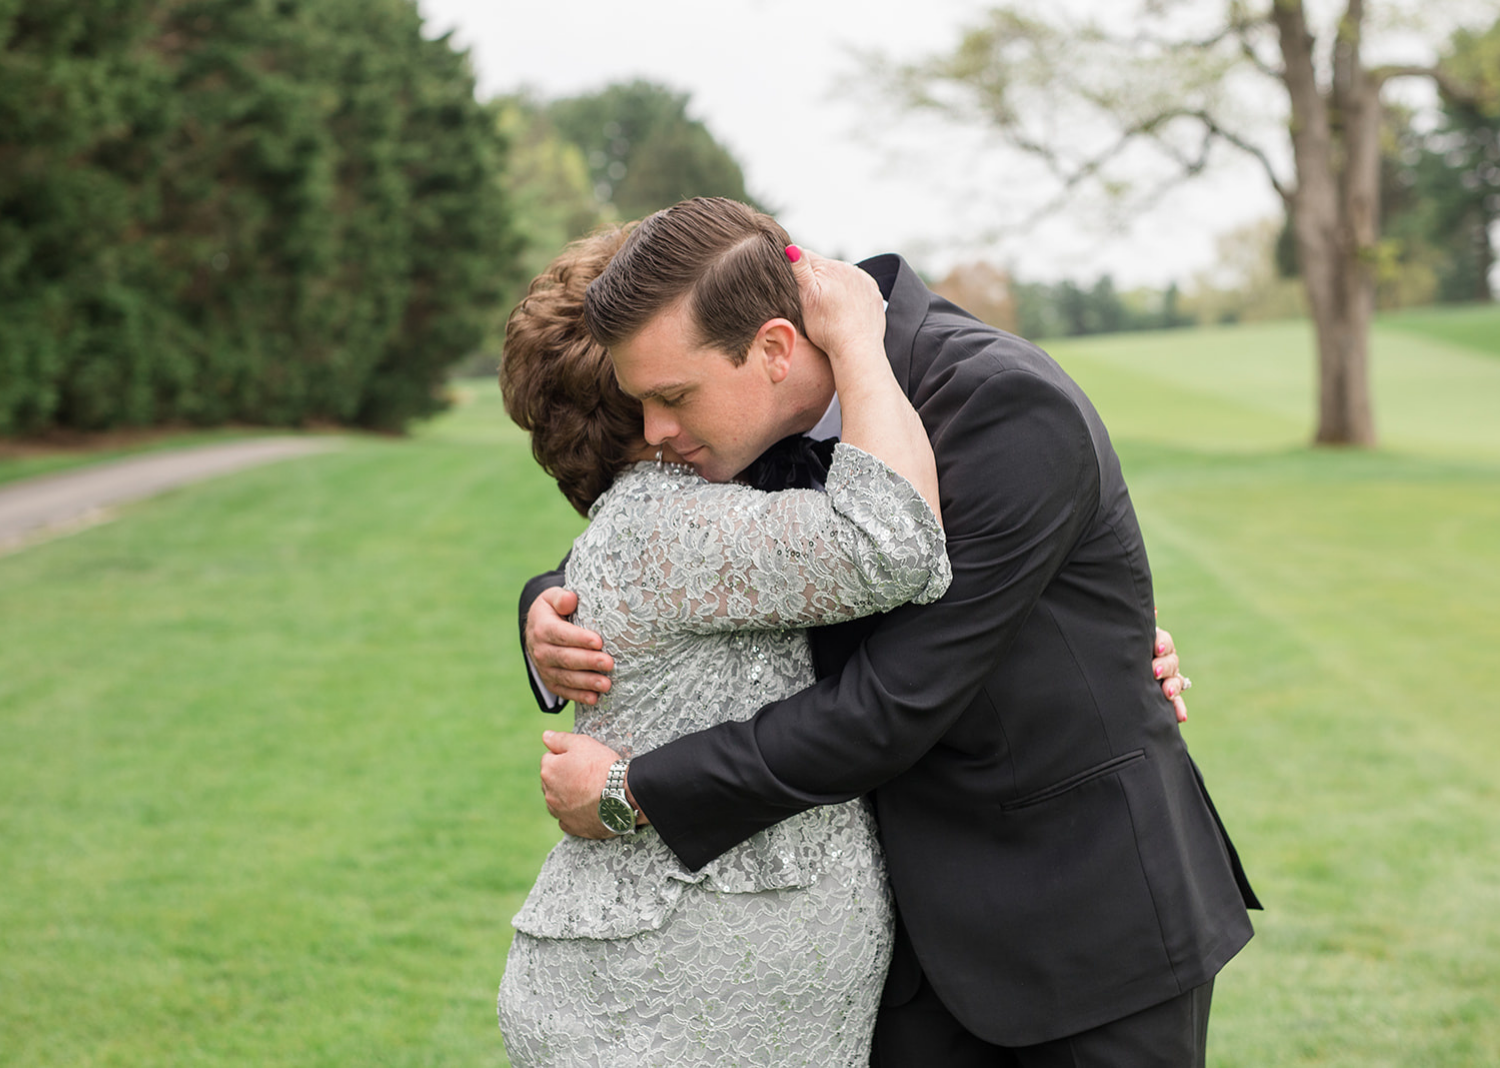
[500,225,642,517]
[583,197,803,365]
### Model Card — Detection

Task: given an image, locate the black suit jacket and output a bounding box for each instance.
[520,254,1257,1046]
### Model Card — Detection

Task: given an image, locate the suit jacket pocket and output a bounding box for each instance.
[1001,749,1146,811]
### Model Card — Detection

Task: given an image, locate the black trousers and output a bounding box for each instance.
[871,976,1215,1068]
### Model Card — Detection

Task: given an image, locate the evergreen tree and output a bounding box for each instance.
[0,0,521,434]
[1418,22,1499,303]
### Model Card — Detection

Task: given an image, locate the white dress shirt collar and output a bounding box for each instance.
[807,394,842,441]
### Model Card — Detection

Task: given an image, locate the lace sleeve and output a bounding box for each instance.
[589,444,950,641]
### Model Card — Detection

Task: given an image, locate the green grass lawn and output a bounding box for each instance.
[1377,302,1500,360]
[1049,317,1500,1065]
[0,391,586,1066]
[2,313,1498,1064]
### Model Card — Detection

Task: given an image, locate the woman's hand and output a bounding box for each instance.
[1153,620,1191,723]
[786,244,942,526]
[787,246,887,367]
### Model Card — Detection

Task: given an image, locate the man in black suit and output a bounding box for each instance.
[521,197,1258,1065]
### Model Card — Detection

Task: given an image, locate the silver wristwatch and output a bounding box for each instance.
[598,758,638,835]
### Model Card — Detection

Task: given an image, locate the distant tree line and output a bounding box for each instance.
[1010,277,1193,340]
[1,0,527,435]
[460,80,763,373]
[932,261,1195,342]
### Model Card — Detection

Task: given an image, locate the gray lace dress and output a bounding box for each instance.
[498,444,951,1068]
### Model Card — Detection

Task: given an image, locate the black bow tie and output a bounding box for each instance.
[741,434,839,492]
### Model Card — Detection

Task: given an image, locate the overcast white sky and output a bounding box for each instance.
[417,0,1468,288]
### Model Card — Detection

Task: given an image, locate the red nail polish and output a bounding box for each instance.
[785,244,802,263]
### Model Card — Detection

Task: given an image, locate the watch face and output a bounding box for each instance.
[599,795,635,835]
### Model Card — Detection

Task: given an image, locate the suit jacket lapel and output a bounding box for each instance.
[858,253,923,397]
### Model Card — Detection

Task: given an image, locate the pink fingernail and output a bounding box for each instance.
[1154,665,1164,678]
[784,244,801,263]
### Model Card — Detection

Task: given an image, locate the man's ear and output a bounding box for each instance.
[753,319,799,383]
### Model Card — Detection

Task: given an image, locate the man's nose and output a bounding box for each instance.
[643,405,677,446]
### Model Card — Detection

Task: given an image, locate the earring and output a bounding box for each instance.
[655,447,664,467]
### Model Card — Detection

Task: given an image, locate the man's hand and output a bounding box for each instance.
[1153,623,1190,723]
[540,731,642,838]
[526,588,614,705]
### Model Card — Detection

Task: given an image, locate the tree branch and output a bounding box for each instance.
[1169,109,1293,205]
[1371,64,1474,104]
[1127,9,1282,82]
[1126,6,1288,92]
[1221,2,1285,80]
[988,104,1292,213]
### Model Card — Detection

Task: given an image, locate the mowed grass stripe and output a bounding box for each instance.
[1378,303,1500,360]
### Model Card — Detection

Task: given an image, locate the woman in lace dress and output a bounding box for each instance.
[496,226,949,1068]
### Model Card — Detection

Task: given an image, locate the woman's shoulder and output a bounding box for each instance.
[588,461,756,520]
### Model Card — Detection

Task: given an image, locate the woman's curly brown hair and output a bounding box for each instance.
[500,225,644,516]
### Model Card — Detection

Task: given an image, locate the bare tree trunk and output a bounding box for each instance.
[1475,218,1496,302]
[1272,0,1379,446]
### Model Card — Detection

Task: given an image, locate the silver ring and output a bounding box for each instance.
[1179,675,1193,692]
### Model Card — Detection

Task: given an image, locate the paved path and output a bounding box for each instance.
[0,437,340,553]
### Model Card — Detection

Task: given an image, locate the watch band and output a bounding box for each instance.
[605,758,629,797]
[598,758,637,835]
